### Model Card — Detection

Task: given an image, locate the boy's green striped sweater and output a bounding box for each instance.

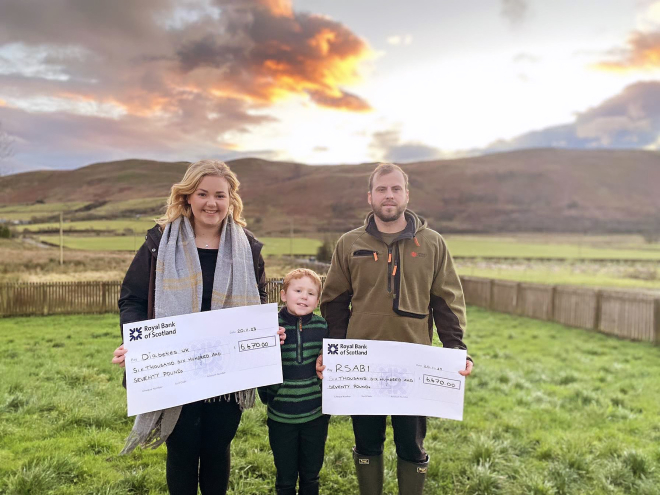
[258,307,328,424]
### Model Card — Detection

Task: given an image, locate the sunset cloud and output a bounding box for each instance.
[176,2,372,111]
[0,0,371,171]
[595,30,660,72]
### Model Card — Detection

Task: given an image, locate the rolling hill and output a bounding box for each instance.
[1,149,659,235]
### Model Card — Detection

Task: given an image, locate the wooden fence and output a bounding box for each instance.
[2,277,659,345]
[0,278,312,318]
[461,276,660,344]
[0,281,122,316]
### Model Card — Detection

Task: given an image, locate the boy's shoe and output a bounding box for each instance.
[396,455,429,495]
[353,447,384,495]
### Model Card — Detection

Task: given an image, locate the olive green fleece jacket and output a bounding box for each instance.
[320,210,470,359]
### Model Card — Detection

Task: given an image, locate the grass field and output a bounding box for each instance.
[443,235,660,260]
[37,235,322,257]
[1,308,659,494]
[0,202,90,216]
[25,229,660,261]
[22,220,158,234]
[456,261,660,291]
[0,199,167,223]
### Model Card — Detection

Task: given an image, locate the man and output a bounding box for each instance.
[319,163,473,495]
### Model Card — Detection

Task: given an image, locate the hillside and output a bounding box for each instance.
[1,149,660,234]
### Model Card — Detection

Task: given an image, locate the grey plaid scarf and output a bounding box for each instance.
[121,215,261,454]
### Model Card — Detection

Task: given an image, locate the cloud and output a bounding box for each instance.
[386,35,412,46]
[500,0,528,27]
[513,52,540,64]
[370,129,444,163]
[0,97,277,173]
[485,81,660,152]
[594,30,660,72]
[174,1,372,111]
[0,0,372,170]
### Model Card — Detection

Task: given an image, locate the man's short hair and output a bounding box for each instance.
[368,163,409,192]
[282,268,323,294]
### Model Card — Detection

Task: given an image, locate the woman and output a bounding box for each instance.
[112,159,281,494]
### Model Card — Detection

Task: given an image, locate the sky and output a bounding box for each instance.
[2,0,660,173]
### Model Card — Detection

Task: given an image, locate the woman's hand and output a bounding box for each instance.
[277,326,287,345]
[458,359,473,377]
[111,345,127,368]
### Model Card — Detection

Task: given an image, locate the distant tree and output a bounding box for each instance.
[316,236,338,263]
[0,224,13,239]
[0,121,15,176]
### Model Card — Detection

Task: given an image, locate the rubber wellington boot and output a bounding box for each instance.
[397,455,429,495]
[353,447,384,495]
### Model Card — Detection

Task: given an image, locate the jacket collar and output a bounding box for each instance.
[279,305,314,325]
[365,210,418,242]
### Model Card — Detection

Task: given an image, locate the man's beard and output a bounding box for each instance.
[372,203,406,223]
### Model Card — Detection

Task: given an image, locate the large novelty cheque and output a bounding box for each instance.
[322,339,466,420]
[122,303,282,416]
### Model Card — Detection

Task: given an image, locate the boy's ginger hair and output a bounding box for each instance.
[282,268,323,294]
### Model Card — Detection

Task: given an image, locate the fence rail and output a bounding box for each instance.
[2,277,659,345]
[460,276,660,344]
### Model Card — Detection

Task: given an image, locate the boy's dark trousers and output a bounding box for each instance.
[268,415,329,495]
[352,415,427,462]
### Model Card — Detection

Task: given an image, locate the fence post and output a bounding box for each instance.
[654,298,660,345]
[548,286,556,321]
[487,279,494,310]
[514,282,522,315]
[593,290,602,331]
[42,285,48,316]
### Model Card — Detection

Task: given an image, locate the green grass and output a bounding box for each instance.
[38,235,148,252]
[24,219,157,234]
[77,198,167,217]
[259,237,321,257]
[0,203,90,221]
[1,309,659,494]
[0,199,167,223]
[38,235,322,256]
[444,235,660,260]
[0,202,90,215]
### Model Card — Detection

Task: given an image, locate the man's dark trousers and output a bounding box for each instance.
[352,415,427,462]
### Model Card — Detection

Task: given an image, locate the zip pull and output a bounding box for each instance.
[414,237,420,247]
[392,265,398,277]
[299,318,303,332]
[373,252,378,261]
[388,253,392,263]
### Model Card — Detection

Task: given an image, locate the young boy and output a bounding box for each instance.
[258,268,329,495]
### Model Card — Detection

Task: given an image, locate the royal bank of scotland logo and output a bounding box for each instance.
[328,343,339,355]
[129,327,143,341]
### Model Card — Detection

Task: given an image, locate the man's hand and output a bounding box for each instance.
[316,354,326,380]
[458,359,473,377]
[277,326,287,345]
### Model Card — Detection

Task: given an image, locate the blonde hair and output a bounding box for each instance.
[282,268,323,294]
[157,159,246,228]
[368,162,409,192]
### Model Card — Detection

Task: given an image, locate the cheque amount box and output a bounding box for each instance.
[238,336,277,352]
